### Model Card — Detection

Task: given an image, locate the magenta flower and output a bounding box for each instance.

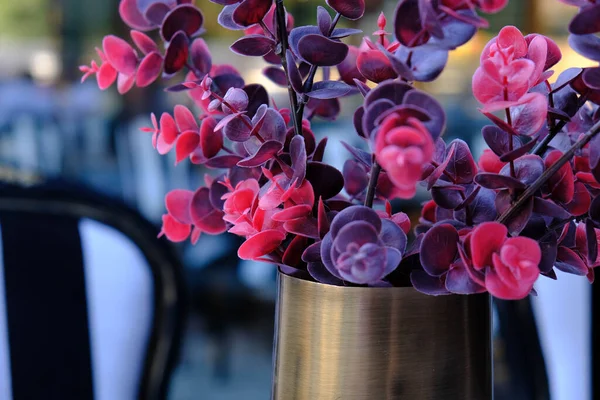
[319,206,406,284]
[375,115,435,199]
[469,222,541,300]
[158,185,227,244]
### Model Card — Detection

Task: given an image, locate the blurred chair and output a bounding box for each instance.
[0,179,186,400]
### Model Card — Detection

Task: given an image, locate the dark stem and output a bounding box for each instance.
[532,93,588,156]
[503,87,516,179]
[364,161,382,208]
[295,13,341,123]
[498,119,600,226]
[274,0,302,137]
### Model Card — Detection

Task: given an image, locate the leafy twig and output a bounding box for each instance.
[295,12,341,123]
[498,119,600,226]
[364,161,382,208]
[533,93,588,156]
[274,0,302,137]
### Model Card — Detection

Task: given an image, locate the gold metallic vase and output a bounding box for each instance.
[272,271,492,400]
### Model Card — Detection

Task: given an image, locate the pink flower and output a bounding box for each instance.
[221,178,260,227]
[469,222,541,299]
[80,34,162,94]
[374,115,435,199]
[219,177,288,262]
[473,27,560,108]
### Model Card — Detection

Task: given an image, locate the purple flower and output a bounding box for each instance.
[319,205,406,284]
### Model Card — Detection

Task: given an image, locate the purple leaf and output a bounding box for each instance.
[237,140,282,167]
[556,247,589,276]
[232,0,273,27]
[510,93,548,136]
[533,197,571,220]
[364,80,412,107]
[209,178,228,209]
[231,34,276,57]
[357,50,398,83]
[326,0,365,20]
[286,50,304,93]
[482,125,521,156]
[305,80,352,99]
[551,68,583,93]
[431,185,465,210]
[145,2,170,25]
[383,51,415,81]
[161,4,204,41]
[306,162,344,200]
[119,0,155,31]
[569,4,600,35]
[190,38,212,76]
[218,4,244,30]
[495,190,534,236]
[289,26,321,59]
[223,114,252,142]
[499,137,538,162]
[362,99,395,138]
[444,139,477,184]
[569,34,600,62]
[538,231,558,274]
[330,28,363,39]
[330,206,381,237]
[418,0,443,38]
[500,154,545,186]
[583,67,600,90]
[263,66,287,86]
[464,187,498,224]
[306,98,340,120]
[284,218,320,239]
[410,270,450,295]
[353,106,366,137]
[420,223,458,276]
[403,90,446,140]
[163,31,189,75]
[590,126,600,176]
[290,135,307,185]
[205,155,244,168]
[243,84,268,118]
[317,6,332,35]
[298,34,349,67]
[397,44,449,82]
[587,219,599,264]
[253,107,286,143]
[430,11,477,49]
[341,141,372,167]
[590,196,600,223]
[308,262,344,285]
[343,159,369,195]
[445,263,485,294]
[394,0,427,48]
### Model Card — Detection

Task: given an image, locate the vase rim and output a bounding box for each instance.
[278,268,430,295]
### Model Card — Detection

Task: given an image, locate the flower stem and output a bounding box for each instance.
[532,93,588,156]
[497,119,600,226]
[295,13,341,123]
[364,161,382,208]
[275,0,302,137]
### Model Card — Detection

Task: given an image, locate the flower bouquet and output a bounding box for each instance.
[82,0,600,398]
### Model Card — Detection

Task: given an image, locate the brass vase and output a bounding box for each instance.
[272,271,492,400]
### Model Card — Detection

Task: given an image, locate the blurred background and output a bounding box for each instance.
[0,0,597,399]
